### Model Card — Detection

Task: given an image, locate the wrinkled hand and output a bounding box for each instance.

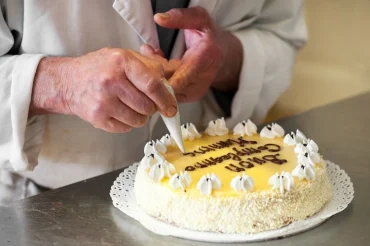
[32,48,178,133]
[140,44,181,79]
[151,7,242,103]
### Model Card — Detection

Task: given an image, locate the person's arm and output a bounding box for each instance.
[152,1,307,126]
[215,0,307,125]
[0,12,178,172]
[0,10,46,171]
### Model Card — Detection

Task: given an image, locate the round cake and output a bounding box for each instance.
[134,118,332,234]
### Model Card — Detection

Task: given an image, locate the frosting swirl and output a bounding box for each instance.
[169,171,192,190]
[140,151,166,170]
[260,123,285,139]
[268,171,294,194]
[205,118,229,136]
[160,134,176,147]
[283,129,311,146]
[196,173,222,195]
[294,140,319,155]
[295,129,307,144]
[307,139,319,152]
[297,151,320,166]
[230,173,254,192]
[233,119,257,137]
[283,132,297,146]
[148,160,176,182]
[292,163,316,181]
[140,154,157,170]
[144,140,167,155]
[181,123,201,141]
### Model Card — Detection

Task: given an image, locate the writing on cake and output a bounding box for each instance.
[184,137,287,172]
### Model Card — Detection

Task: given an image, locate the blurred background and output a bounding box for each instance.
[265,0,370,122]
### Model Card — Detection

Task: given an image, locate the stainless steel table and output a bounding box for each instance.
[1,93,370,246]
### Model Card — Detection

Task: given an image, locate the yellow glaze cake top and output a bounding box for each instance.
[159,133,299,197]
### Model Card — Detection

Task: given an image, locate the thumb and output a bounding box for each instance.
[154,7,214,31]
[140,44,165,58]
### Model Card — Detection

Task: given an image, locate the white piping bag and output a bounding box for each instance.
[160,79,185,153]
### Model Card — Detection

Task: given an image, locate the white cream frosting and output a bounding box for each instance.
[260,123,285,139]
[160,134,176,147]
[307,139,319,152]
[230,173,254,192]
[284,129,312,146]
[169,171,192,190]
[148,161,176,182]
[140,154,157,170]
[283,132,298,146]
[268,171,294,194]
[297,152,321,166]
[295,129,307,143]
[294,140,319,156]
[144,140,167,155]
[181,123,201,141]
[196,173,222,195]
[292,163,316,181]
[135,160,332,234]
[294,143,309,154]
[233,119,257,137]
[205,118,229,136]
[140,151,167,170]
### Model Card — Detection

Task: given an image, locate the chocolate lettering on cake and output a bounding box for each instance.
[262,154,287,164]
[183,137,257,157]
[225,164,245,172]
[247,157,266,165]
[184,139,287,172]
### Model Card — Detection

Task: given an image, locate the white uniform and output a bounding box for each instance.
[0,0,307,204]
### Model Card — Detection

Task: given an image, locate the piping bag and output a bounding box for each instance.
[159,78,185,153]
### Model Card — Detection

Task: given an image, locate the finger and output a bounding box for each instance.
[170,40,221,102]
[170,39,219,89]
[138,46,182,78]
[114,79,156,116]
[154,48,165,57]
[97,118,132,133]
[140,44,168,64]
[124,52,178,117]
[154,7,214,31]
[140,44,165,58]
[108,99,148,128]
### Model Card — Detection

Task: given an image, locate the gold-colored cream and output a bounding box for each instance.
[160,134,298,197]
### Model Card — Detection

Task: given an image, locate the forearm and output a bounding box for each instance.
[29,57,74,116]
[212,31,243,92]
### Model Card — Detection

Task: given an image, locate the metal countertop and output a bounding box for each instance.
[1,93,369,246]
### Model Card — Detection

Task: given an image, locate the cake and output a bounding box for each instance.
[134,118,332,234]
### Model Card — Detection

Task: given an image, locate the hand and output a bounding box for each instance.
[153,7,243,103]
[30,48,178,133]
[140,44,181,79]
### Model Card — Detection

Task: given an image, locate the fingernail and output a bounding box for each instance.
[166,106,177,117]
[157,13,170,19]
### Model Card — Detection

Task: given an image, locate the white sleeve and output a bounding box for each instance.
[0,10,45,171]
[204,0,307,127]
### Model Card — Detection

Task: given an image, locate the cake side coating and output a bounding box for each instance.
[134,160,332,234]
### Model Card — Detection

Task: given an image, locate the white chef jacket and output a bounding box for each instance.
[0,0,307,203]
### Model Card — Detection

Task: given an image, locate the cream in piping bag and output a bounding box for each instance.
[160,79,185,153]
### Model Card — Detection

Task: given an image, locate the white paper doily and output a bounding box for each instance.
[110,160,354,243]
